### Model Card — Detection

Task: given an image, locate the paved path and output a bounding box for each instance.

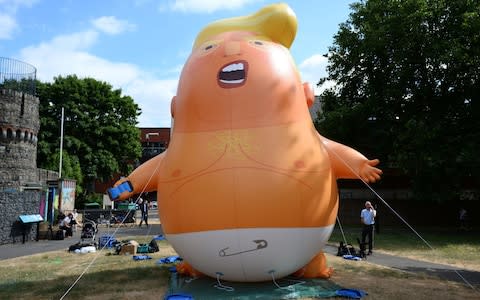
[1,213,479,289]
[323,244,480,288]
[0,209,163,260]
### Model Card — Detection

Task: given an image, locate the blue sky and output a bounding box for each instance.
[1,0,355,127]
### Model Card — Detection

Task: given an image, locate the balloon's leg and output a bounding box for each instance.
[176,261,204,278]
[293,251,333,279]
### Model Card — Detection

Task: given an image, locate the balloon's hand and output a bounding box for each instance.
[108,180,133,201]
[359,159,382,183]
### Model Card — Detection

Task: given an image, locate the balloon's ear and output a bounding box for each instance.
[303,82,314,108]
[171,96,176,118]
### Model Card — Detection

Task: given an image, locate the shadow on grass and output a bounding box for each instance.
[401,267,480,287]
[0,263,351,300]
[0,263,172,300]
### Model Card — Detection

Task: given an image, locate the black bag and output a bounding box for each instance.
[115,240,130,255]
[115,243,122,255]
[54,230,65,240]
[148,239,159,253]
[337,241,356,256]
[68,242,96,252]
[356,238,368,258]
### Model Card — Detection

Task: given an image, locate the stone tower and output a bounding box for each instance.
[0,57,40,190]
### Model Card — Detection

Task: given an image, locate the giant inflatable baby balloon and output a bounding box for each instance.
[110,3,382,282]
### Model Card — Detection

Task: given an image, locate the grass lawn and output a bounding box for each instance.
[0,230,479,299]
[328,225,480,271]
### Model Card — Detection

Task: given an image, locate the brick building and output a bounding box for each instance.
[95,127,171,199]
[139,127,171,163]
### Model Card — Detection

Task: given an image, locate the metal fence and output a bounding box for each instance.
[81,209,137,227]
[37,168,59,183]
[0,57,37,95]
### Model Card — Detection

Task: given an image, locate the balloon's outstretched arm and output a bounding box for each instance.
[319,135,382,183]
[108,151,166,201]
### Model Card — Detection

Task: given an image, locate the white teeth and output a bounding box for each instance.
[222,63,244,72]
[220,79,244,84]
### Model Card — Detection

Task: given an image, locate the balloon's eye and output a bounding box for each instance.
[203,44,218,52]
[248,39,268,50]
[197,41,220,56]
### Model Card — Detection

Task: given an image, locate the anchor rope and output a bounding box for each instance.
[327,144,477,292]
[269,270,305,289]
[335,216,353,256]
[60,156,163,299]
[214,272,234,292]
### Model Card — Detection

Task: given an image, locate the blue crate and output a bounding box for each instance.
[99,235,116,248]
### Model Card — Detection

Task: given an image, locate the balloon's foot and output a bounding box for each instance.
[176,261,204,278]
[293,252,333,279]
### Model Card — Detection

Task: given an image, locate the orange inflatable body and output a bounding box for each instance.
[113,3,381,282]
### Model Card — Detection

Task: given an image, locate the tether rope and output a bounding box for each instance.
[327,145,477,292]
[59,158,163,299]
[269,270,305,289]
[335,216,354,256]
[214,272,234,292]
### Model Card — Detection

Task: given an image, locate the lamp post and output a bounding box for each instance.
[59,107,64,178]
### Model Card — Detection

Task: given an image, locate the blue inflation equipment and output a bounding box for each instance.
[168,266,178,273]
[335,288,368,299]
[157,255,183,264]
[163,293,194,300]
[343,254,362,261]
[154,234,166,241]
[107,181,133,200]
[133,255,152,261]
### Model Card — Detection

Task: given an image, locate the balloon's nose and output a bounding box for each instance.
[224,41,241,56]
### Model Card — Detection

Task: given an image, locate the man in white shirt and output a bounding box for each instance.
[360,201,376,255]
[138,198,149,227]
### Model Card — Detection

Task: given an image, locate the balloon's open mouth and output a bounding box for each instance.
[218,60,248,88]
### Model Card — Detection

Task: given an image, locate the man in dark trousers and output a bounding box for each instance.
[138,198,149,227]
[360,201,376,255]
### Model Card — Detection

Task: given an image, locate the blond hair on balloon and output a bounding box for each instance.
[193,3,298,50]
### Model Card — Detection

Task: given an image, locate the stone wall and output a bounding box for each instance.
[0,190,42,244]
[0,87,43,244]
[0,89,40,189]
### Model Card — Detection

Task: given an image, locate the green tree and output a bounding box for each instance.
[316,0,480,202]
[38,150,84,195]
[36,75,142,204]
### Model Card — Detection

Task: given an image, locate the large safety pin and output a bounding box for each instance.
[219,239,268,257]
